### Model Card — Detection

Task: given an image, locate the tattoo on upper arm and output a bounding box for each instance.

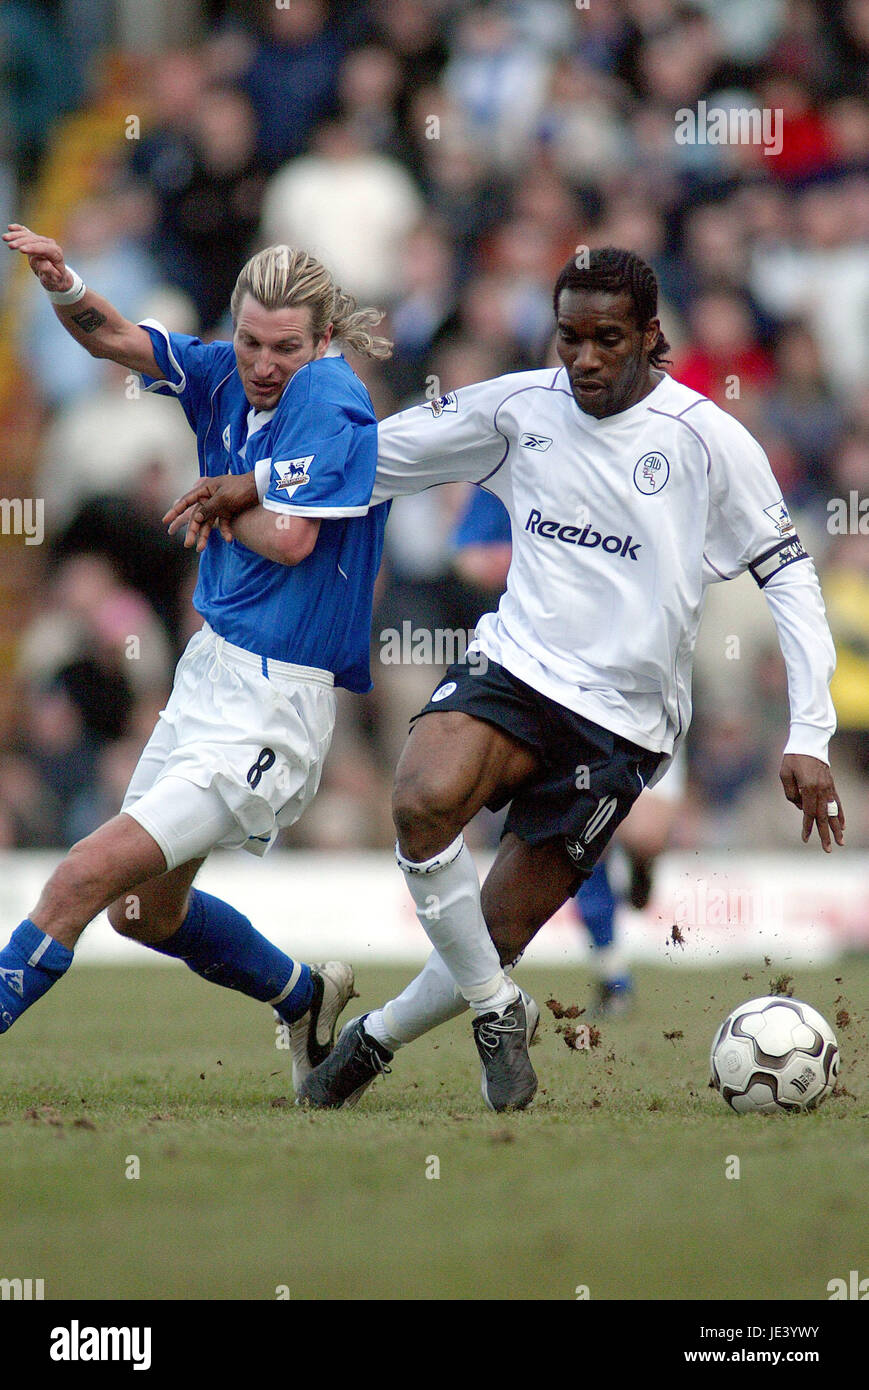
[70,307,107,333]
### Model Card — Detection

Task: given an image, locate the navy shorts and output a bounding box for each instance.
[414,659,664,875]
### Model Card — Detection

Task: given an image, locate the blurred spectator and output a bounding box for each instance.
[66,733,146,844]
[19,683,101,831]
[0,751,65,848]
[749,181,869,400]
[17,554,172,722]
[414,108,511,283]
[823,532,869,777]
[128,48,205,191]
[680,201,751,301]
[135,84,265,332]
[764,0,840,93]
[13,695,104,846]
[59,0,115,94]
[673,288,776,408]
[827,430,869,516]
[0,1,81,182]
[240,0,348,171]
[566,1,629,76]
[50,463,197,649]
[762,320,846,507]
[382,220,458,400]
[593,194,684,330]
[688,712,771,846]
[37,358,198,534]
[759,74,838,179]
[128,48,205,301]
[831,0,869,96]
[850,385,869,440]
[511,170,585,274]
[337,44,418,170]
[369,0,448,101]
[691,0,786,66]
[826,94,869,168]
[260,121,423,304]
[479,217,562,345]
[443,5,552,170]
[535,58,632,181]
[630,8,722,108]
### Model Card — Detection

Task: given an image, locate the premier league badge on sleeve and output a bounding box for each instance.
[423,392,458,418]
[763,499,795,536]
[274,456,314,497]
[633,452,670,494]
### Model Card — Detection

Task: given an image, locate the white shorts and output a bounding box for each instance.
[121,624,336,871]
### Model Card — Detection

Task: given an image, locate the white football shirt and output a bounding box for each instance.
[373,368,836,782]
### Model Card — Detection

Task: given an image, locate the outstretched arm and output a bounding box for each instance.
[3,223,160,376]
[763,562,844,852]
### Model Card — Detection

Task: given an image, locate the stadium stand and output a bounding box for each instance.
[1,0,867,852]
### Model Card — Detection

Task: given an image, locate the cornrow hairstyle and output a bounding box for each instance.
[552,247,672,367]
[230,245,393,360]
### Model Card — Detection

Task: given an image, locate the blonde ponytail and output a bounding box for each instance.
[231,245,393,360]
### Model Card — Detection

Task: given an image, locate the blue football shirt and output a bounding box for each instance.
[453,488,512,549]
[139,320,388,692]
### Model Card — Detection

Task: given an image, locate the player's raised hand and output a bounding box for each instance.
[3,224,73,293]
[780,753,844,853]
[163,472,259,551]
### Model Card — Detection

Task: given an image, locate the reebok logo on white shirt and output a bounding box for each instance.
[525,507,642,560]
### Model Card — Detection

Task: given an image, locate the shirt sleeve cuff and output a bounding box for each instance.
[782,723,832,765]
[136,318,186,394]
[254,457,272,502]
[262,498,370,518]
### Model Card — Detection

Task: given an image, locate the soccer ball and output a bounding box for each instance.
[710,996,839,1114]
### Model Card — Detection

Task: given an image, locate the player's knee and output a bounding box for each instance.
[50,840,112,914]
[392,767,464,856]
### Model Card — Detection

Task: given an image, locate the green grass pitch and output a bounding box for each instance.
[0,959,867,1301]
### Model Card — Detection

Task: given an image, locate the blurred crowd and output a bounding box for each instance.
[1,0,868,853]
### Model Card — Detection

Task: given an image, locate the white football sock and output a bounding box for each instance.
[395,836,517,1013]
[365,951,466,1048]
[365,945,530,1050]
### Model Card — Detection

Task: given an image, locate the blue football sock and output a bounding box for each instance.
[150,889,313,1022]
[0,922,74,1034]
[576,859,617,949]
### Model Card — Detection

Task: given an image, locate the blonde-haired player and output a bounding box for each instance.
[0,224,389,1086]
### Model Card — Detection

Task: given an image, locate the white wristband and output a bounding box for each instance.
[46,269,86,305]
